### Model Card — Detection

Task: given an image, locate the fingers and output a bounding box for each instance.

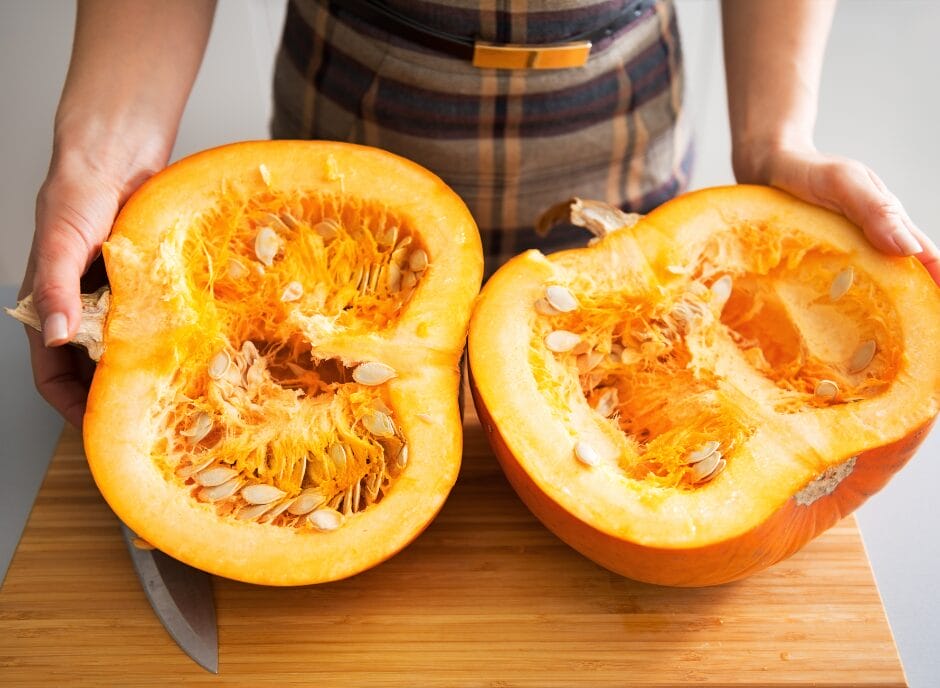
[25,328,93,429]
[761,148,940,286]
[909,225,940,285]
[806,161,923,257]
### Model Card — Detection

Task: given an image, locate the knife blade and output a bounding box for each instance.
[119,523,219,673]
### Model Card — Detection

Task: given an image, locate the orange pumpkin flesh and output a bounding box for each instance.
[84,141,482,585]
[469,185,939,587]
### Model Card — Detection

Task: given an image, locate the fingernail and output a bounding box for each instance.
[43,312,69,346]
[891,230,923,256]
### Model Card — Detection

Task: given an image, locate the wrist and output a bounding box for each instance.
[731,130,815,185]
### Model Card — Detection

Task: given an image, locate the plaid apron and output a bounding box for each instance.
[272,0,692,276]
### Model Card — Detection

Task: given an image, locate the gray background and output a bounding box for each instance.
[1,1,938,685]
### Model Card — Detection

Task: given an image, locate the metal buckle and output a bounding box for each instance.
[472,41,592,70]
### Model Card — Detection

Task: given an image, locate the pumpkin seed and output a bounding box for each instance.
[401,270,417,290]
[258,163,271,186]
[352,480,362,512]
[329,443,348,473]
[396,443,409,470]
[666,264,689,275]
[829,267,854,301]
[245,360,265,387]
[690,451,723,482]
[353,361,397,385]
[687,440,720,464]
[408,248,429,272]
[369,263,383,292]
[710,275,733,307]
[814,379,840,399]
[194,465,239,487]
[545,330,581,353]
[236,502,275,522]
[280,281,303,302]
[208,351,231,380]
[378,225,399,248]
[534,298,561,316]
[177,453,215,479]
[391,246,410,267]
[387,262,402,293]
[308,508,345,532]
[260,498,294,524]
[180,412,213,444]
[279,212,300,230]
[545,285,578,313]
[254,226,280,266]
[198,478,242,502]
[594,387,619,417]
[314,218,340,240]
[696,458,726,484]
[362,409,396,437]
[288,489,328,516]
[227,258,248,279]
[416,413,434,424]
[577,351,605,375]
[574,441,600,467]
[241,484,287,505]
[848,339,876,373]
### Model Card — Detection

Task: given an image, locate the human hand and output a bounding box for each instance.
[733,142,940,286]
[21,149,159,427]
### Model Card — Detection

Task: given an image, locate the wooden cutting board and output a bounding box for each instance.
[0,405,906,687]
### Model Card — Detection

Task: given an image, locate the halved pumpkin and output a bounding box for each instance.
[73,141,481,585]
[468,185,939,587]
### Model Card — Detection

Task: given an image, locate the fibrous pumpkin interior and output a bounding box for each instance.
[85,141,482,585]
[469,186,939,585]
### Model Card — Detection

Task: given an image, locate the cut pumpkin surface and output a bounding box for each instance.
[79,141,482,585]
[469,185,939,587]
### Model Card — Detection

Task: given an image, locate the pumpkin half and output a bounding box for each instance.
[468,185,939,587]
[80,141,482,585]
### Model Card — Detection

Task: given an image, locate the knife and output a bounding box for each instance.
[119,523,219,673]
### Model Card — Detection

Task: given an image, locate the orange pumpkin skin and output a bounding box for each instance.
[475,393,935,586]
[469,185,939,587]
[84,140,482,585]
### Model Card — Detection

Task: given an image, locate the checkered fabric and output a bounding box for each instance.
[272,0,693,276]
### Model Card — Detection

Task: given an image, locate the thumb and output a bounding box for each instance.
[30,188,115,346]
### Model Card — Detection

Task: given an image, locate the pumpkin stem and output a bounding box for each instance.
[4,286,110,362]
[535,197,641,239]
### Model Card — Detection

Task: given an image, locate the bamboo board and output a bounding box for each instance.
[0,408,906,687]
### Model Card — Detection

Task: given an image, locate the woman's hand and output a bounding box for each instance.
[721,0,939,285]
[732,142,940,285]
[21,147,161,428]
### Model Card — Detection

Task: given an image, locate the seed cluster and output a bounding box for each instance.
[534,280,733,486]
[534,256,888,489]
[163,184,430,532]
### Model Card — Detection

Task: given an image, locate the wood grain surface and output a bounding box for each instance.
[0,407,906,687]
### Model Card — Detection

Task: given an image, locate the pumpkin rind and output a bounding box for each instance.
[469,185,940,587]
[84,141,483,585]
